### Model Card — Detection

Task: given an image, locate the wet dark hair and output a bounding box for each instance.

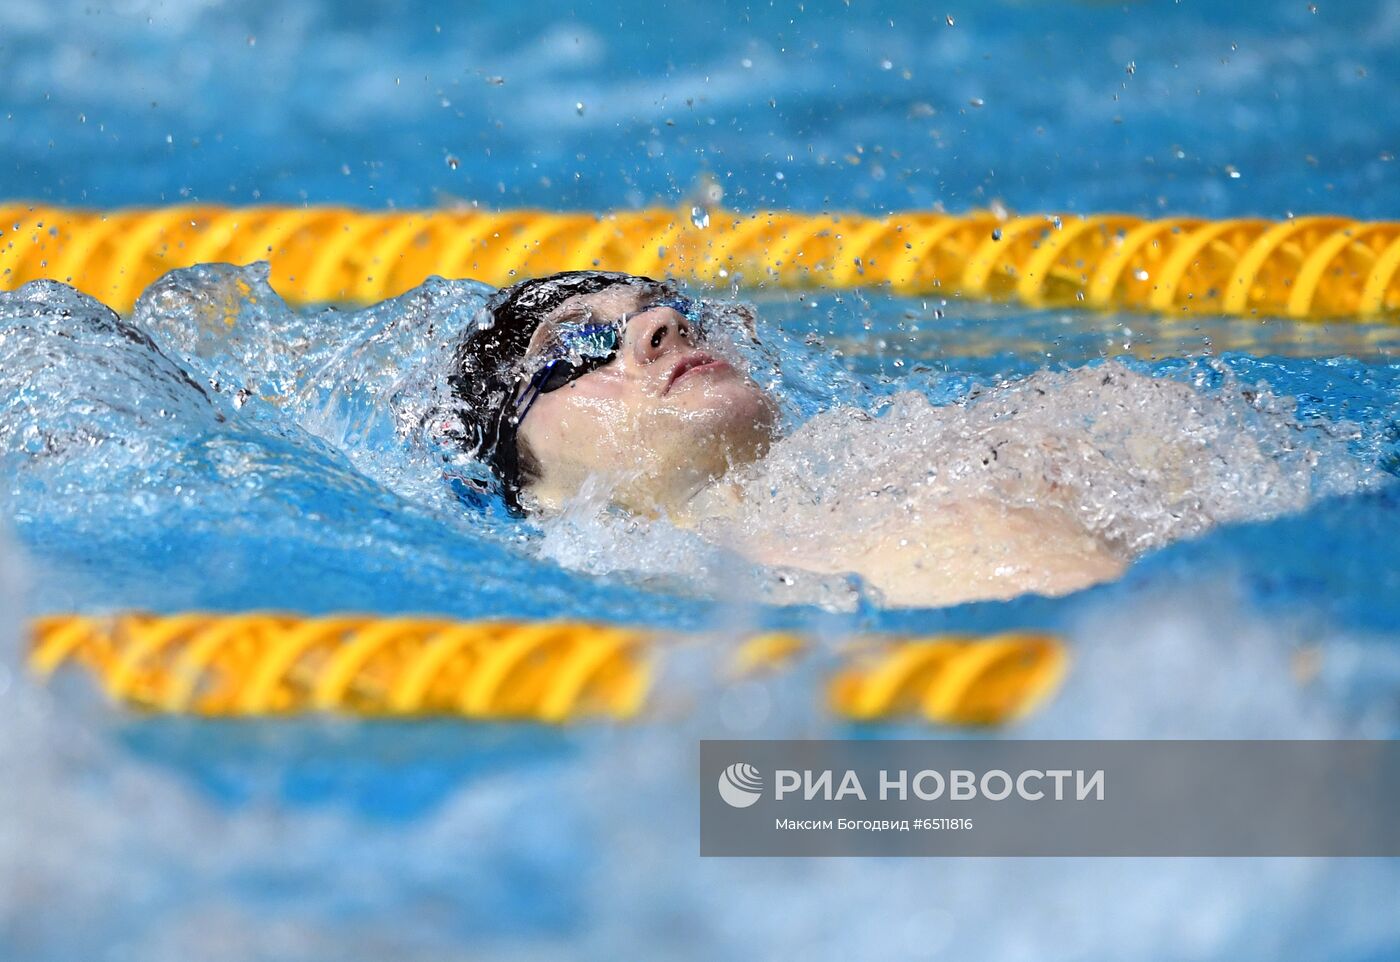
[447,269,662,514]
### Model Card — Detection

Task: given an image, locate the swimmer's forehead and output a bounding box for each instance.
[525,282,662,352]
[542,283,653,325]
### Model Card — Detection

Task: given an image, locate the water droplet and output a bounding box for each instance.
[690,205,710,230]
[575,101,586,116]
[445,155,460,170]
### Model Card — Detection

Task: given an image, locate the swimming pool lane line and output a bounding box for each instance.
[28,611,1066,726]
[2,204,1398,320]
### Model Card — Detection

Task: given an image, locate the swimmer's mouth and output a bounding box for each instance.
[664,352,730,393]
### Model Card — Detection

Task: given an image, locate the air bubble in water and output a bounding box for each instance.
[445,155,460,170]
[691,206,710,230]
[991,228,1002,241]
[575,101,586,116]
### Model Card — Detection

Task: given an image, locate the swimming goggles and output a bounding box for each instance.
[507,293,701,426]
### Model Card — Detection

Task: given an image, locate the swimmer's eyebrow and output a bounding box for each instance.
[526,306,589,356]
[537,292,654,343]
[547,305,592,326]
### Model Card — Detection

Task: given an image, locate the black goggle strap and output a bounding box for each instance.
[511,362,553,421]
[488,379,527,515]
[490,356,582,514]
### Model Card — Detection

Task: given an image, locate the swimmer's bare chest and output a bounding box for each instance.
[692,488,1125,607]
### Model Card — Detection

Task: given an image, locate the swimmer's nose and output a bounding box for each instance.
[628,304,697,366]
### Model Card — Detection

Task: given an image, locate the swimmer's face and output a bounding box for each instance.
[514,284,777,512]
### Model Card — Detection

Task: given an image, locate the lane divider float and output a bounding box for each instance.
[2,204,1397,319]
[29,612,1067,726]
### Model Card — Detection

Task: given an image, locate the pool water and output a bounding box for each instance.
[3,0,1400,960]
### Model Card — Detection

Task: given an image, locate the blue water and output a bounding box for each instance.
[4,0,1400,218]
[3,1,1400,960]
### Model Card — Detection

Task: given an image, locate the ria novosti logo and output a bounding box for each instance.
[717,762,764,808]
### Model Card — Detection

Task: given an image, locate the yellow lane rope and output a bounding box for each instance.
[2,203,1397,319]
[29,613,1067,726]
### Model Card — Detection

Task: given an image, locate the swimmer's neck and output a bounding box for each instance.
[520,470,744,525]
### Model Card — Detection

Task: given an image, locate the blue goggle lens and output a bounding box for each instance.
[534,322,620,379]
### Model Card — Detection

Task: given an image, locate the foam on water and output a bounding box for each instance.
[530,314,1384,608]
[0,274,698,623]
[3,0,1400,955]
[709,359,1377,557]
[105,261,1388,611]
[5,525,1400,960]
[131,261,501,516]
[3,267,1400,960]
[2,263,1394,616]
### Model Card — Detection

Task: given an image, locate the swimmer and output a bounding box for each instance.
[449,271,1126,607]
